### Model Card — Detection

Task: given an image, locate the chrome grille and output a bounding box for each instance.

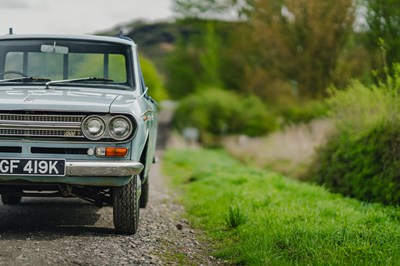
[0,113,85,139]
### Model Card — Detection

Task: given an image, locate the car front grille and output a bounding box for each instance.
[0,113,85,139]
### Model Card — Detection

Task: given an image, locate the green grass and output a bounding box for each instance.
[162,149,400,265]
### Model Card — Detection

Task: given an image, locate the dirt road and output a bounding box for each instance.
[0,154,182,265]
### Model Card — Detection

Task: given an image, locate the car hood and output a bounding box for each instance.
[0,86,134,113]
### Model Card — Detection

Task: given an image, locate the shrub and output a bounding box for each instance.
[306,72,400,205]
[326,80,392,138]
[231,95,280,136]
[278,100,330,125]
[309,121,400,205]
[173,88,278,141]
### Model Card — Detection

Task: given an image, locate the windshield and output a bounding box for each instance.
[0,39,134,90]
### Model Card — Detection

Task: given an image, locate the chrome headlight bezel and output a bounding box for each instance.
[82,115,106,140]
[108,115,133,141]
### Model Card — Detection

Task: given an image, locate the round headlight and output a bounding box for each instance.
[109,116,132,140]
[82,116,106,140]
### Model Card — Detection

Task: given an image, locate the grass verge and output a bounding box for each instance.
[162,149,400,265]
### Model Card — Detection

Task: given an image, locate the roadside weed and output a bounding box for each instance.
[225,203,247,229]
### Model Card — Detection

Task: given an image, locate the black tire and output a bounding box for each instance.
[139,178,149,208]
[1,194,22,205]
[113,175,140,235]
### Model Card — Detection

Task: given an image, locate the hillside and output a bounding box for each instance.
[98,19,238,74]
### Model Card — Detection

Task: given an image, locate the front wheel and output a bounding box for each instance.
[139,179,149,208]
[112,175,141,235]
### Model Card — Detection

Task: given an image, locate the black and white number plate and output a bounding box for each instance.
[0,159,66,176]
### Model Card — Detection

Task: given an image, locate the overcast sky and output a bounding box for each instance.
[0,0,173,35]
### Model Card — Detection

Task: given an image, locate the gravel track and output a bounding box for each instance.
[0,151,215,265]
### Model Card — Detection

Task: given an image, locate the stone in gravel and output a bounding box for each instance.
[176,223,183,230]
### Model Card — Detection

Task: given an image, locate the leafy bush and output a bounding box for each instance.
[173,88,278,140]
[306,73,400,205]
[309,122,400,204]
[326,80,392,137]
[278,100,330,125]
[233,95,280,136]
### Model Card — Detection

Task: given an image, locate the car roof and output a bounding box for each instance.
[0,34,135,46]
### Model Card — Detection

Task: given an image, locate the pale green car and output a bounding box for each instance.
[0,34,158,235]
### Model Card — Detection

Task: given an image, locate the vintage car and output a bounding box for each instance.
[0,34,158,234]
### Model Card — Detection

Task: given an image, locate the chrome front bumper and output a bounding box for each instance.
[65,161,144,177]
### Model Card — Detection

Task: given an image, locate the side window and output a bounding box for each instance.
[137,55,146,94]
[140,73,146,93]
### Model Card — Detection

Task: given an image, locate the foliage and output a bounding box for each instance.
[309,122,400,205]
[365,0,400,71]
[277,100,330,125]
[173,88,278,139]
[139,55,169,101]
[327,80,391,137]
[332,32,374,87]
[198,22,222,88]
[163,149,400,265]
[240,0,355,99]
[164,20,234,99]
[164,35,198,99]
[169,0,360,102]
[306,67,400,205]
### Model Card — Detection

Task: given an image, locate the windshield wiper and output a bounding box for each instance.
[0,76,51,83]
[45,77,114,89]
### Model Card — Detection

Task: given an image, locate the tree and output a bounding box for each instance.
[365,0,400,69]
[242,0,355,99]
[164,20,225,99]
[198,22,222,88]
[164,35,199,99]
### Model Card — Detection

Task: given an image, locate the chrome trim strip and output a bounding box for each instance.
[0,129,84,138]
[0,124,81,130]
[0,114,85,121]
[65,161,144,177]
[0,121,81,128]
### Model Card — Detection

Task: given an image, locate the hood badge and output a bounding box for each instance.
[23,97,35,103]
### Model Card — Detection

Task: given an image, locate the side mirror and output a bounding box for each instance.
[139,87,149,99]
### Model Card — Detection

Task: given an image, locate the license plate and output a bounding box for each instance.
[0,159,65,176]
